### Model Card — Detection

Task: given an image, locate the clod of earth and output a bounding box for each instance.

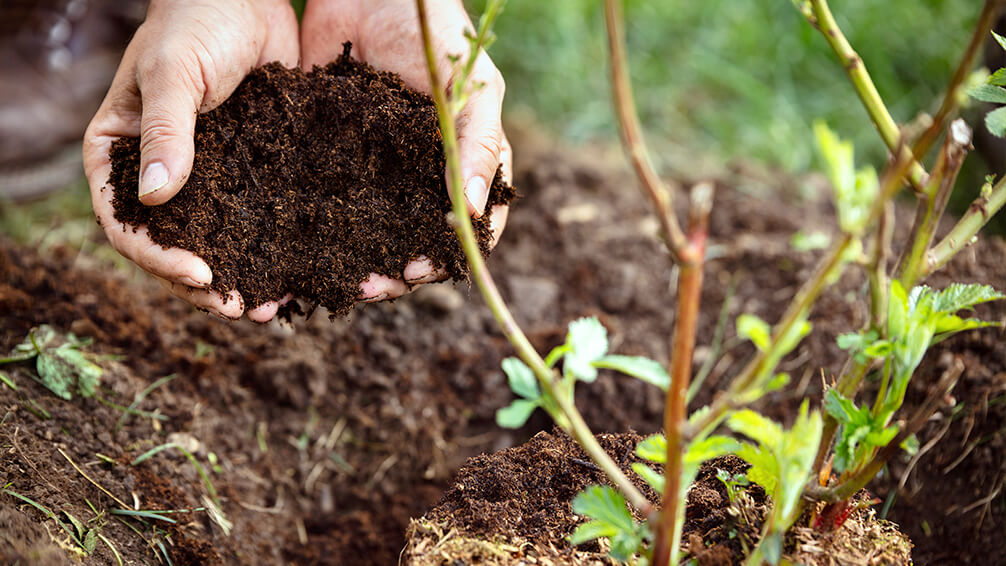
[108,43,514,317]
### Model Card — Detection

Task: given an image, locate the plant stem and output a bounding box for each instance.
[868,201,894,330]
[898,120,972,288]
[415,0,650,513]
[924,176,1006,277]
[603,0,688,260]
[806,0,929,192]
[807,359,963,503]
[651,184,713,566]
[911,0,1003,161]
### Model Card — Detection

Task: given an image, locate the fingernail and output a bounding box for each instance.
[180,276,206,288]
[361,292,389,304]
[464,176,489,217]
[406,273,439,285]
[139,161,169,198]
[188,263,213,287]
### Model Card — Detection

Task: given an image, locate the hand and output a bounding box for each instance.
[83,0,299,321]
[301,0,512,302]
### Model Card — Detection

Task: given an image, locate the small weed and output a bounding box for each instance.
[131,442,231,535]
[0,325,103,400]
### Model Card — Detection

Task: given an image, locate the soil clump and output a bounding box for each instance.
[108,43,513,316]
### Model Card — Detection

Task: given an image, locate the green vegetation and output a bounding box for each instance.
[469,0,977,174]
[426,0,1006,564]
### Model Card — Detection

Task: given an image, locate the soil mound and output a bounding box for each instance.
[108,43,514,316]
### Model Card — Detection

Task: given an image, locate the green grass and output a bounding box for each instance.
[472,0,978,175]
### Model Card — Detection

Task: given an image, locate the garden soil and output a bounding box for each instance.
[2,126,1004,564]
[108,44,513,316]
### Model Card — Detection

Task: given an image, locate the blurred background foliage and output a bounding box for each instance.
[468,0,979,178]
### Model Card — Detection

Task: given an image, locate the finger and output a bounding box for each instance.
[488,204,509,248]
[403,256,448,284]
[359,273,410,302]
[247,293,294,323]
[156,276,244,320]
[258,1,301,67]
[500,133,513,186]
[456,57,505,218]
[134,47,205,205]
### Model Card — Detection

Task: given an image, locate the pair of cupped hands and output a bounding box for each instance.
[83,0,510,322]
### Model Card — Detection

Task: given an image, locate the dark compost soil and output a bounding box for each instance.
[2,129,1004,564]
[108,44,513,316]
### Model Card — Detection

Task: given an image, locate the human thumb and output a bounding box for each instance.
[135,57,202,206]
[457,66,505,218]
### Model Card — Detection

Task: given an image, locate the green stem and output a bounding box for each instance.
[809,359,963,503]
[898,120,972,288]
[806,0,929,192]
[415,0,649,513]
[868,202,893,331]
[924,176,1006,277]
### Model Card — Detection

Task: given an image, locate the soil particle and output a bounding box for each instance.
[108,43,514,316]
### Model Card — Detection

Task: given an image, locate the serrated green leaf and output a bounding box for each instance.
[970,83,1006,104]
[932,283,1005,313]
[569,520,617,546]
[36,354,73,400]
[735,443,778,494]
[631,462,664,493]
[727,410,782,449]
[823,389,856,423]
[592,355,668,391]
[495,399,539,429]
[685,435,741,466]
[502,357,539,399]
[636,434,666,464]
[989,68,1006,87]
[571,485,635,535]
[564,317,608,382]
[737,314,771,352]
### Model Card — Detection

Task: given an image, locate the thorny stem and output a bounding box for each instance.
[415,0,650,513]
[898,120,973,289]
[807,359,964,503]
[911,0,1003,162]
[651,184,713,566]
[805,0,929,193]
[603,0,688,261]
[924,176,1006,277]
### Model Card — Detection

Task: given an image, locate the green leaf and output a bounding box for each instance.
[570,485,635,540]
[993,30,1006,52]
[592,355,669,391]
[735,442,778,494]
[564,317,608,382]
[988,68,1006,87]
[64,511,87,540]
[636,434,666,464]
[35,354,74,400]
[970,83,1006,104]
[932,283,1004,313]
[727,410,782,449]
[82,529,98,554]
[569,520,617,546]
[790,230,831,251]
[813,121,877,233]
[760,531,783,565]
[631,462,664,493]
[502,357,539,399]
[736,314,771,352]
[823,389,857,424]
[685,435,741,466]
[495,399,539,429]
